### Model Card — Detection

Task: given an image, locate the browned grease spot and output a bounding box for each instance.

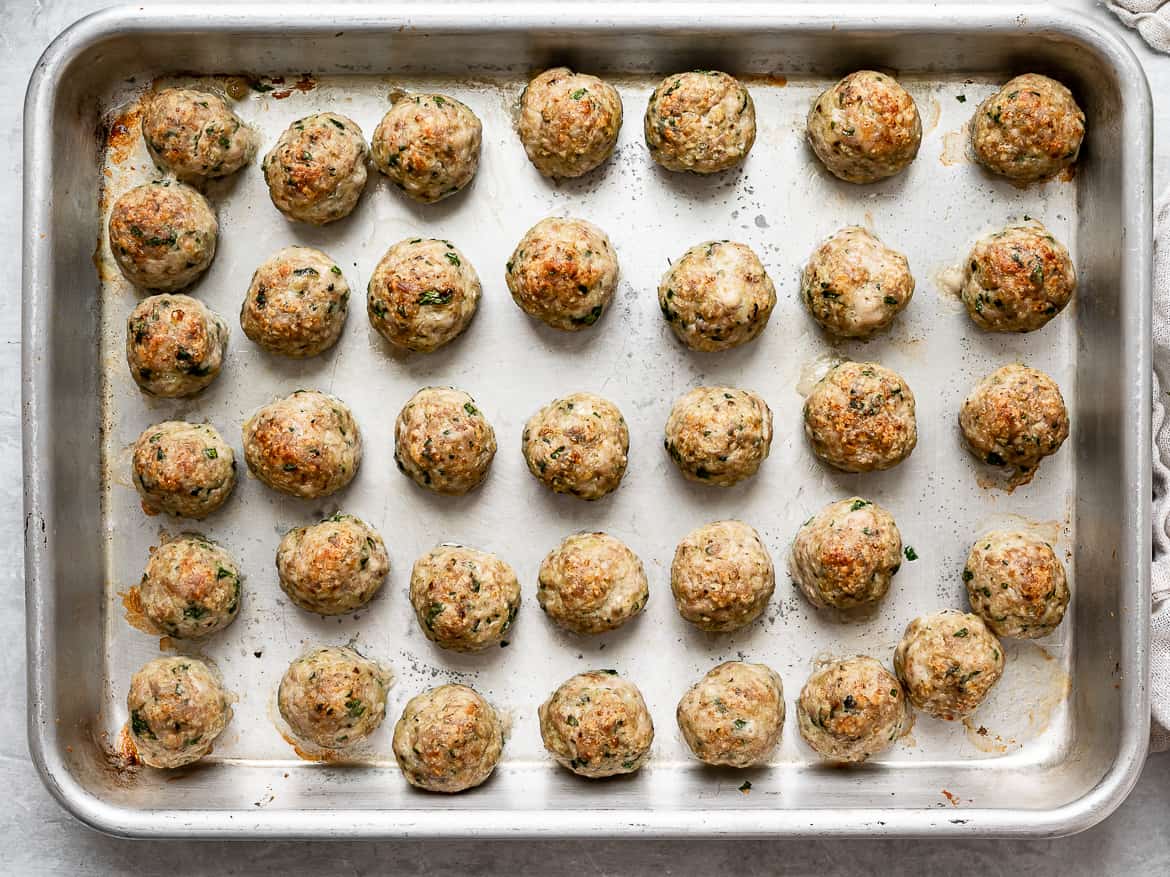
[115,724,141,767]
[279,729,356,763]
[741,72,787,87]
[104,103,143,166]
[941,788,960,807]
[274,73,318,100]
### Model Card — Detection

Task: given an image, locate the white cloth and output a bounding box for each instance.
[1108,0,1170,51]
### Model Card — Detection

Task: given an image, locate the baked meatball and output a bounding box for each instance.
[276,513,389,615]
[894,610,1005,721]
[517,67,623,178]
[141,87,255,182]
[676,661,785,768]
[394,387,496,495]
[278,645,390,749]
[671,519,775,632]
[971,73,1085,183]
[801,227,914,339]
[964,530,1070,638]
[131,421,236,519]
[108,182,218,291]
[806,70,922,184]
[803,361,917,472]
[522,392,629,501]
[126,656,233,769]
[961,224,1075,333]
[537,532,648,635]
[658,241,776,352]
[371,93,482,203]
[790,497,902,610]
[392,684,504,793]
[663,386,773,487]
[506,217,619,331]
[240,246,350,357]
[644,70,756,173]
[262,113,368,225]
[796,656,910,763]
[367,238,481,352]
[126,294,228,398]
[538,670,654,778]
[242,390,361,499]
[409,544,520,652]
[124,534,241,639]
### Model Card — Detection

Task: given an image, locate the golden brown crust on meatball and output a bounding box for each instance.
[276,513,389,615]
[262,113,368,224]
[971,74,1085,182]
[894,610,1005,720]
[394,387,496,495]
[278,645,390,750]
[522,393,629,500]
[108,182,218,291]
[538,670,654,777]
[141,87,255,182]
[126,656,233,769]
[644,71,756,173]
[964,530,1070,638]
[671,519,775,632]
[961,224,1075,333]
[392,684,504,793]
[796,656,910,763]
[124,533,241,640]
[240,246,350,357]
[537,532,648,635]
[518,68,623,178]
[372,93,482,203]
[126,294,228,398]
[676,661,785,767]
[131,421,236,519]
[409,544,520,652]
[663,386,773,486]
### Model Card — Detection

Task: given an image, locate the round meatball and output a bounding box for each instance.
[371,93,481,203]
[806,70,922,184]
[108,182,218,291]
[131,421,236,519]
[276,513,389,615]
[127,656,232,769]
[518,68,623,178]
[522,392,629,501]
[394,387,496,495]
[409,544,520,652]
[644,70,756,173]
[796,656,910,763]
[262,113,368,225]
[538,670,653,778]
[670,519,775,632]
[125,534,241,639]
[506,217,619,331]
[658,241,776,352]
[392,684,504,793]
[964,530,1070,638]
[126,294,228,398]
[790,497,902,610]
[971,73,1085,183]
[278,645,390,749]
[801,226,914,338]
[894,610,1005,721]
[240,246,350,357]
[242,390,362,499]
[141,87,255,182]
[537,532,648,635]
[663,386,773,487]
[961,224,1075,333]
[803,361,917,473]
[676,661,785,768]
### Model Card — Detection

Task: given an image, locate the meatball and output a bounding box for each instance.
[124,534,242,640]
[141,87,255,182]
[108,181,218,291]
[278,645,390,749]
[262,113,368,225]
[806,70,922,184]
[961,224,1076,333]
[658,241,776,352]
[394,387,496,495]
[240,246,350,357]
[790,497,902,610]
[276,513,389,615]
[517,68,623,178]
[126,656,233,769]
[538,670,653,778]
[371,93,482,203]
[971,73,1085,183]
[522,392,629,501]
[644,70,756,173]
[803,361,917,472]
[964,530,1070,638]
[796,656,910,763]
[242,390,362,499]
[131,421,236,519]
[506,217,619,331]
[670,519,775,632]
[392,684,504,793]
[800,226,914,339]
[663,386,773,487]
[894,610,1005,721]
[367,238,481,352]
[409,544,520,652]
[537,532,648,635]
[126,294,228,398]
[676,661,785,768]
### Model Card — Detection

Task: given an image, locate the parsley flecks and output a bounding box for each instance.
[904,546,919,561]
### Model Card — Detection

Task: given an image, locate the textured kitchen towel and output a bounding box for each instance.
[1108,1,1170,51]
[1150,194,1170,752]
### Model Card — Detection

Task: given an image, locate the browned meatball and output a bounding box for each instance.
[126,294,228,398]
[971,74,1085,182]
[108,182,218,291]
[961,224,1075,333]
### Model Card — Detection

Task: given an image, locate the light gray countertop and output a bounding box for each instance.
[2,1,1167,874]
